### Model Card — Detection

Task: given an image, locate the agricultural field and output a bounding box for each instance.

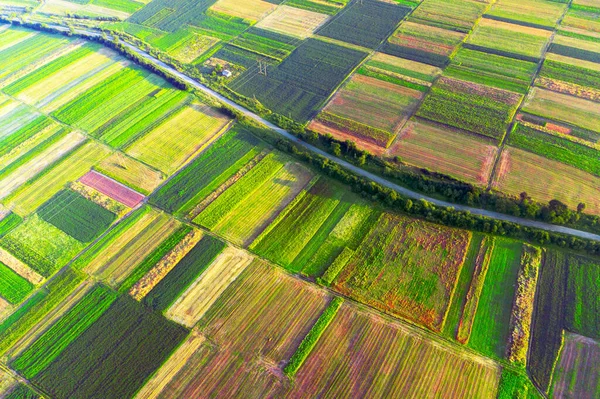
[256,5,330,39]
[382,21,466,67]
[485,0,568,29]
[289,302,501,398]
[492,147,600,215]
[309,73,424,153]
[417,76,521,141]
[445,48,538,94]
[316,0,410,49]
[466,18,553,61]
[388,119,498,186]
[522,87,600,134]
[409,0,490,33]
[232,38,368,122]
[550,333,600,399]
[0,3,599,397]
[332,213,471,331]
[137,260,329,398]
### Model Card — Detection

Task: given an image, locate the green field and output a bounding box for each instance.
[468,238,523,359]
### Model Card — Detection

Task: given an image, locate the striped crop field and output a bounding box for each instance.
[79,171,145,208]
[333,213,471,331]
[165,246,253,327]
[209,0,277,23]
[565,255,600,339]
[466,18,552,60]
[4,141,112,216]
[311,74,423,152]
[468,238,523,359]
[522,87,600,134]
[0,268,84,356]
[38,0,143,19]
[0,31,73,81]
[388,119,498,186]
[0,247,43,286]
[485,0,568,29]
[550,332,600,399]
[492,147,600,215]
[138,260,329,398]
[4,44,117,107]
[125,101,231,174]
[151,126,263,215]
[30,294,188,399]
[0,129,83,201]
[11,284,118,379]
[409,0,489,32]
[288,302,501,398]
[256,5,330,39]
[194,154,313,246]
[81,208,180,285]
[250,178,347,270]
[0,261,34,304]
[96,153,165,195]
[365,52,443,86]
[383,21,466,67]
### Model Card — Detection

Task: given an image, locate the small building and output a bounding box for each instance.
[221,69,232,78]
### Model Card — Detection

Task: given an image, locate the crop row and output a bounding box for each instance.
[151,127,261,214]
[31,295,188,399]
[143,235,226,311]
[12,284,118,378]
[37,190,116,243]
[0,261,34,304]
[316,112,395,147]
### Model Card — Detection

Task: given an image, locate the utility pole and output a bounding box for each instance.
[257,59,267,76]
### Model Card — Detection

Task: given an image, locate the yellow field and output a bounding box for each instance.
[0,131,86,201]
[553,34,600,54]
[16,48,118,106]
[0,122,62,171]
[125,102,231,175]
[256,5,330,39]
[96,153,165,195]
[39,0,133,19]
[166,246,253,327]
[388,120,498,186]
[5,141,112,215]
[41,60,128,113]
[85,211,181,286]
[492,147,600,215]
[209,0,277,22]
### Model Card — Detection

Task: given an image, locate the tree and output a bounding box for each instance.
[577,202,586,213]
[331,142,341,157]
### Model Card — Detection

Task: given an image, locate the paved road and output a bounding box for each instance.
[52,24,600,242]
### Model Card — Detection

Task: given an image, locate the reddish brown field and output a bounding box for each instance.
[79,170,145,208]
[138,261,329,398]
[551,332,600,399]
[289,303,501,398]
[332,213,471,331]
[388,120,498,186]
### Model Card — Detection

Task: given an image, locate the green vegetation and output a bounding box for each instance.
[144,235,225,311]
[37,190,117,243]
[0,215,85,277]
[31,295,188,399]
[417,77,521,140]
[509,124,600,176]
[0,269,84,355]
[565,256,600,339]
[12,284,118,378]
[284,296,343,376]
[0,213,22,238]
[0,262,34,304]
[4,384,40,399]
[118,225,192,293]
[468,238,522,359]
[151,128,262,214]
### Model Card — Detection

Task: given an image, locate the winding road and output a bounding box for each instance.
[47,24,600,242]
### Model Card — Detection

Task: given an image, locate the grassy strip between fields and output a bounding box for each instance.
[284,296,343,376]
[317,247,354,286]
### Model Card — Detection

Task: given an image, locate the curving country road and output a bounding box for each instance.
[47,24,600,242]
